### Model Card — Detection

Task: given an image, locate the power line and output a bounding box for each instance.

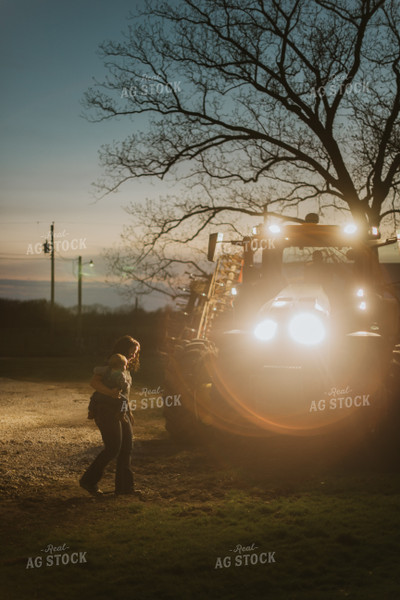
[0,221,126,226]
[0,255,47,260]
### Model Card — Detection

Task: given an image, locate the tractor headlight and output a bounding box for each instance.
[268,224,281,234]
[343,223,358,235]
[254,319,278,341]
[288,312,326,346]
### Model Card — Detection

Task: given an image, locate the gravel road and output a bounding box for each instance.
[0,377,234,505]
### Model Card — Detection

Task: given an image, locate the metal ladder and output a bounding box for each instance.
[197,252,243,340]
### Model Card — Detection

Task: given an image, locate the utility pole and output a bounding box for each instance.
[43,221,55,331]
[77,257,93,351]
[50,222,55,319]
[77,255,82,347]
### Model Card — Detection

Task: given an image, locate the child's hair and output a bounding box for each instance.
[108,353,127,370]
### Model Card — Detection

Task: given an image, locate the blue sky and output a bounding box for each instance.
[0,0,167,309]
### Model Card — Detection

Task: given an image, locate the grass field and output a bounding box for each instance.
[1,358,400,599]
[2,476,400,600]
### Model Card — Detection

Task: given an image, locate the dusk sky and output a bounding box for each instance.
[0,0,168,310]
[1,1,400,311]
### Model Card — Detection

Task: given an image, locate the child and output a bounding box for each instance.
[88,353,132,420]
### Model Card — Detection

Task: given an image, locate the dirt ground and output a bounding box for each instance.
[0,376,331,510]
[1,376,399,600]
[0,377,270,510]
[0,377,221,504]
[1,376,397,514]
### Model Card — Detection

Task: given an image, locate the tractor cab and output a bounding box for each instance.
[206,216,398,345]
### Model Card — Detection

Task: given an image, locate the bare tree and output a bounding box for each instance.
[85,0,400,297]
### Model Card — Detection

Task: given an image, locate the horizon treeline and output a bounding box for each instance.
[0,298,183,360]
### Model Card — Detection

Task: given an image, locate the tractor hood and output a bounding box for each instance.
[257,283,331,318]
[253,284,331,346]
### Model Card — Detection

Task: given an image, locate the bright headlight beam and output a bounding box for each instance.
[254,319,278,341]
[343,223,358,234]
[268,224,281,234]
[288,313,325,345]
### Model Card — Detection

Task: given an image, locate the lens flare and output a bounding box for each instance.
[254,319,278,341]
[288,312,325,345]
[343,223,357,234]
[268,224,281,234]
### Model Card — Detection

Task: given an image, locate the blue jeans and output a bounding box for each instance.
[81,402,134,493]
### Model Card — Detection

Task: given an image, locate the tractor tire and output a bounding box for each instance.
[381,343,400,455]
[389,343,400,392]
[163,339,214,445]
[164,402,202,445]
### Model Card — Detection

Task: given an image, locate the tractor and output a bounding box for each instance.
[163,213,400,445]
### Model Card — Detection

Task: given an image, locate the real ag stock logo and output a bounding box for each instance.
[214,543,276,570]
[121,73,182,99]
[26,543,88,570]
[309,386,371,413]
[121,386,182,411]
[26,228,87,255]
